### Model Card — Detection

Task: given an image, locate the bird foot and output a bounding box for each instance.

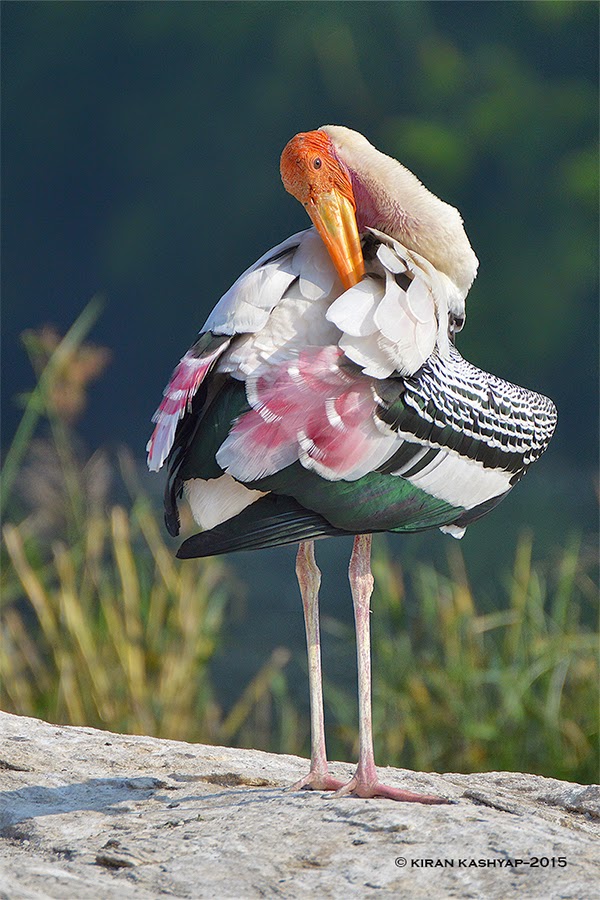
[330,775,450,804]
[287,770,346,793]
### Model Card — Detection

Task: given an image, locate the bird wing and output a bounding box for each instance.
[370,344,558,532]
[214,343,557,535]
[148,226,447,473]
[147,231,309,472]
[168,343,556,551]
[147,332,232,472]
[202,228,460,486]
[148,227,556,552]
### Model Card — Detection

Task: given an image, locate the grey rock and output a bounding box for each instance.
[0,711,597,899]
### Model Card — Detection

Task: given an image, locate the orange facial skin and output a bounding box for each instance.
[280,130,365,290]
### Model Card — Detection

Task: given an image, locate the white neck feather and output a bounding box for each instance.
[321,125,478,298]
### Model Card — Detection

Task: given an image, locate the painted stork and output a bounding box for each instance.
[147,126,557,803]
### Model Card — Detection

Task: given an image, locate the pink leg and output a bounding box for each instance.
[333,534,448,803]
[289,540,344,792]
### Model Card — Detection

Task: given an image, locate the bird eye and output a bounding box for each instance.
[313,157,322,170]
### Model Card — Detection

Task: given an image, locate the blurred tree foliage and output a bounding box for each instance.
[2,1,598,472]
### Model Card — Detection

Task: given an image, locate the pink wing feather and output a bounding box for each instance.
[216,346,397,482]
[147,338,231,472]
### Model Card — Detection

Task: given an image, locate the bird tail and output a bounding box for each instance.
[176,494,351,558]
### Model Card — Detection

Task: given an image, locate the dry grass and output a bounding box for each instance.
[323,535,598,782]
[1,308,293,746]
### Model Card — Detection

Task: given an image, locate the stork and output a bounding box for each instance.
[147,126,556,802]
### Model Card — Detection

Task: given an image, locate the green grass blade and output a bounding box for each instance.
[0,296,104,518]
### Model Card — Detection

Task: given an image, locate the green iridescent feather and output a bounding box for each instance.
[249,464,463,535]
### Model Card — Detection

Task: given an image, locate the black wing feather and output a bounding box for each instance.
[176,494,351,558]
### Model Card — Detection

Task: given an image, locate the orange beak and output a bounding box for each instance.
[306,187,365,290]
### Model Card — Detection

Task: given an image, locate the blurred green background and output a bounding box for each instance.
[3,1,598,460]
[2,2,598,780]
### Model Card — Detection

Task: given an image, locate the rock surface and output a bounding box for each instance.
[0,711,598,899]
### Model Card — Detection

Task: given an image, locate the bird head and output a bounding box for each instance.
[282,126,478,301]
[280,129,365,290]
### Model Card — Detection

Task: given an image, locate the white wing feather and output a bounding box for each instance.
[208,227,449,385]
[201,231,307,335]
[326,277,382,336]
